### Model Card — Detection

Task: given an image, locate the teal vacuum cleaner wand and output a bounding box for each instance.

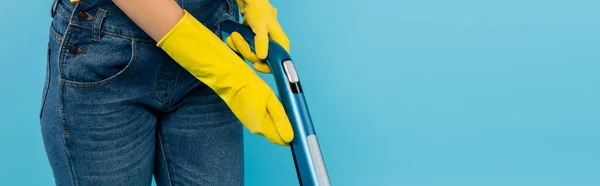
[220,20,331,186]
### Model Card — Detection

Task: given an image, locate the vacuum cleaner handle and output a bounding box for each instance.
[220,20,331,186]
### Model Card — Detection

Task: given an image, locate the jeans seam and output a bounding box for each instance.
[68,23,155,43]
[154,70,166,104]
[207,1,232,30]
[227,0,235,15]
[58,31,71,84]
[55,12,69,25]
[57,2,81,185]
[157,131,174,186]
[50,25,64,44]
[41,42,51,118]
[163,68,181,111]
[59,84,77,186]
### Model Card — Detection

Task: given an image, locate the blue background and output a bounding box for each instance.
[1,0,599,185]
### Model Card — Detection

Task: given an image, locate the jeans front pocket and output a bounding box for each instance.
[59,26,137,89]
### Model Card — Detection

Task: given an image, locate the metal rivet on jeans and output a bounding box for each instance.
[68,45,79,54]
[77,12,88,21]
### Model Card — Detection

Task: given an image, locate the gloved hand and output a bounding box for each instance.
[226,0,290,73]
[157,11,294,145]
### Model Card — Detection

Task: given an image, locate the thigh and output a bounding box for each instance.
[47,87,157,186]
[154,82,244,186]
[41,6,157,185]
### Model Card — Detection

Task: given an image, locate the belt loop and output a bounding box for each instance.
[92,8,107,41]
[50,0,59,17]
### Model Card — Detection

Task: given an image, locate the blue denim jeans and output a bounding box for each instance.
[42,0,242,185]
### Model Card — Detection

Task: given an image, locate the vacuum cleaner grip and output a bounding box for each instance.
[220,20,331,186]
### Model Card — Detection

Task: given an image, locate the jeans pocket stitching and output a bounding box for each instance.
[61,39,138,90]
[50,24,64,44]
[207,0,234,30]
[58,30,71,81]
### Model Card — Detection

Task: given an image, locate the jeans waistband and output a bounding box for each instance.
[52,0,155,42]
[53,0,126,15]
[51,0,237,42]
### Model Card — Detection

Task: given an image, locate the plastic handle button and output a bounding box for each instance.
[283,60,299,83]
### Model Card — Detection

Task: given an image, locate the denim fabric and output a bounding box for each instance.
[41,0,243,185]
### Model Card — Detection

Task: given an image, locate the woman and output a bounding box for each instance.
[41,0,293,185]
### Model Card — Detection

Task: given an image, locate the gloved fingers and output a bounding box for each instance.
[262,109,288,145]
[251,26,270,60]
[230,32,262,64]
[268,20,290,53]
[253,62,272,73]
[266,94,294,143]
[225,36,239,53]
[230,32,272,73]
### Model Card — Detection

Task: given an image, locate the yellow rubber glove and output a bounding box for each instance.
[157,11,294,145]
[226,0,290,73]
